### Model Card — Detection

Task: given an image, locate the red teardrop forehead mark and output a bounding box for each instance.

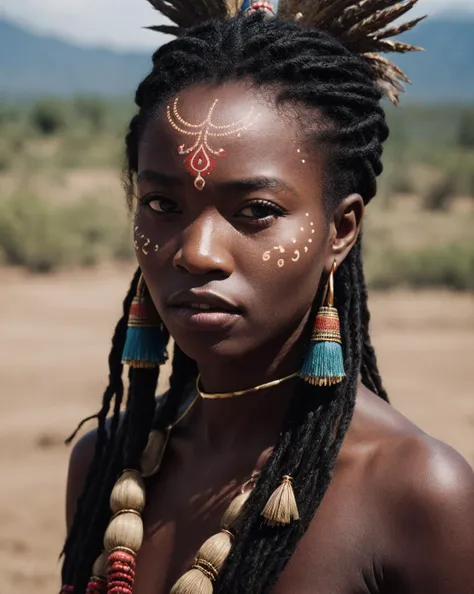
[166,96,260,191]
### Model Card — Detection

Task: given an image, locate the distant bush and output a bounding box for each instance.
[0,103,24,127]
[73,97,107,132]
[423,173,456,211]
[0,190,133,272]
[30,99,67,135]
[388,169,414,195]
[457,112,474,149]
[365,242,474,291]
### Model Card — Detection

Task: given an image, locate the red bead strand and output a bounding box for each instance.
[107,550,136,594]
[86,578,107,594]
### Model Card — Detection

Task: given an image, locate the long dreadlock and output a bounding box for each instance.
[62,1,423,592]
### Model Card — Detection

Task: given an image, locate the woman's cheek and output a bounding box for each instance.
[133,206,177,258]
[260,213,322,272]
[132,210,171,277]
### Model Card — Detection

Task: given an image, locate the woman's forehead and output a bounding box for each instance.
[147,82,301,148]
[139,81,325,190]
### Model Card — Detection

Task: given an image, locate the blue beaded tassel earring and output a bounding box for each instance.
[122,273,168,368]
[299,261,345,386]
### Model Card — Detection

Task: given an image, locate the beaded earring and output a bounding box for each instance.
[121,273,168,368]
[299,261,345,386]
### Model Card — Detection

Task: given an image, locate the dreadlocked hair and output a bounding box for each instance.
[62,3,422,590]
[61,268,140,583]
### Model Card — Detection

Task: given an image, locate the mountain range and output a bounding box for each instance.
[0,16,473,101]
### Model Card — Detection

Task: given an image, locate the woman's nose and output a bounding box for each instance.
[173,215,233,277]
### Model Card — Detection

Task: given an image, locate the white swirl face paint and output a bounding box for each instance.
[134,225,159,256]
[262,213,315,268]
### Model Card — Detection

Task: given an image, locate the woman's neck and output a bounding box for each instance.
[194,329,305,449]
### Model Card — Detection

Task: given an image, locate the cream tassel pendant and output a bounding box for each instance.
[170,484,254,594]
[261,475,299,527]
[170,567,214,594]
[170,530,233,594]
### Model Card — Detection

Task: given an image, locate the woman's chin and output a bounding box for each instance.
[171,329,255,365]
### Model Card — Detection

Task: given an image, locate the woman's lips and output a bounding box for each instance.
[167,304,242,332]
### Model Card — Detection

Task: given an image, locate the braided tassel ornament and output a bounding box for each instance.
[102,425,170,594]
[261,475,299,527]
[107,550,137,594]
[170,489,252,594]
[60,383,189,593]
[86,553,107,594]
[140,429,170,478]
[103,470,146,594]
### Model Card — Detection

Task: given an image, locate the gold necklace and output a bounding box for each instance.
[196,372,299,400]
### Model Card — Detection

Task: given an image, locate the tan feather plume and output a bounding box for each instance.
[145,0,426,104]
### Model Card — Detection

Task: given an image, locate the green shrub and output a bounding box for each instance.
[423,173,456,211]
[365,242,474,291]
[388,170,414,195]
[30,99,67,136]
[0,190,133,272]
[73,97,107,132]
[457,112,474,149]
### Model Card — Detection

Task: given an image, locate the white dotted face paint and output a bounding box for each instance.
[134,225,158,256]
[262,219,316,268]
[261,147,314,269]
[296,146,307,165]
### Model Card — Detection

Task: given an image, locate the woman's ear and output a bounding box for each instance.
[325,194,364,271]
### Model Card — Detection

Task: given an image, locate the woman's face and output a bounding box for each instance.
[135,82,359,363]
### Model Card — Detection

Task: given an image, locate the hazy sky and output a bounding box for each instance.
[1,0,473,50]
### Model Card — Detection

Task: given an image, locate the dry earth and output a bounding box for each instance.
[0,264,473,594]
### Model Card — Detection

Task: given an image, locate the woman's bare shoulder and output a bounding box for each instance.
[352,385,474,588]
[65,391,170,530]
[65,421,111,531]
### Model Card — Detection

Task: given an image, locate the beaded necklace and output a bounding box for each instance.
[63,391,261,594]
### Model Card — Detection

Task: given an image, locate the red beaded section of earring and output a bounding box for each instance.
[60,586,74,594]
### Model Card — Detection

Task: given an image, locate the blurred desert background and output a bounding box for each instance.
[0,1,473,593]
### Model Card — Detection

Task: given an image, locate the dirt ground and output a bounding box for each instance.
[0,264,473,594]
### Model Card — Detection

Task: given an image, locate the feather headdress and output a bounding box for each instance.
[146,0,426,104]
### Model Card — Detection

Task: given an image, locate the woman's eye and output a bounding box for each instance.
[237,201,284,220]
[142,196,181,214]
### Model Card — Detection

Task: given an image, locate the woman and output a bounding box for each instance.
[61,1,474,593]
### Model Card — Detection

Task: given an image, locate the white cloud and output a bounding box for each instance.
[0,0,473,50]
